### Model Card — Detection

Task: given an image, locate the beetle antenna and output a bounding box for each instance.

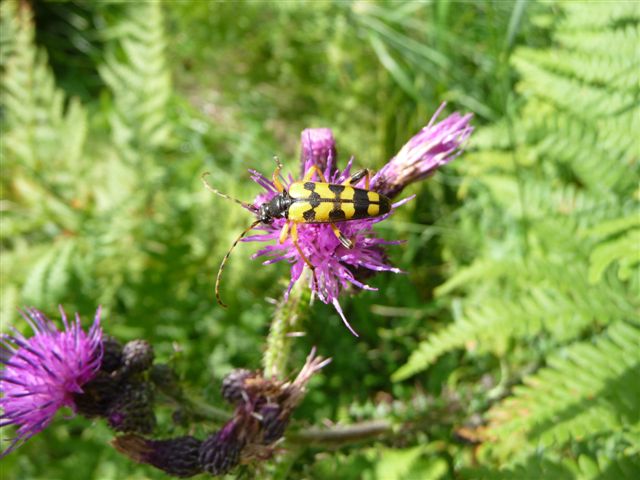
[201,172,258,212]
[215,220,262,308]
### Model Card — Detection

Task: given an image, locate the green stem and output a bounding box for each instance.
[286,420,392,446]
[263,279,309,378]
[183,395,232,423]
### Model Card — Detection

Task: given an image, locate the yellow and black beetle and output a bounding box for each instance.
[202,159,391,307]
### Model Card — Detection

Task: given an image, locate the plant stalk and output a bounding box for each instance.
[263,278,309,379]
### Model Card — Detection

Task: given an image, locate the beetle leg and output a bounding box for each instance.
[290,222,318,289]
[272,156,285,193]
[302,165,328,183]
[343,169,370,189]
[279,220,290,244]
[330,223,354,249]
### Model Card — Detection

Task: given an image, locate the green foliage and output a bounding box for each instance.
[394,0,639,378]
[391,1,639,477]
[99,1,172,155]
[485,321,640,457]
[1,0,638,479]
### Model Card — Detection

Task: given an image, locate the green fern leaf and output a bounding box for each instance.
[98,2,172,155]
[589,229,640,283]
[467,450,640,480]
[484,321,640,459]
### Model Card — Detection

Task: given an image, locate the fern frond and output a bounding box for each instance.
[397,0,639,383]
[483,321,640,459]
[99,2,172,156]
[392,268,633,381]
[589,229,640,283]
[557,0,640,30]
[515,46,639,92]
[510,7,639,196]
[555,23,639,59]
[586,216,640,284]
[521,103,638,195]
[513,57,634,120]
[0,0,23,69]
[467,450,640,480]
[0,0,88,178]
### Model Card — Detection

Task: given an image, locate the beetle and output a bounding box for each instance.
[202,158,392,307]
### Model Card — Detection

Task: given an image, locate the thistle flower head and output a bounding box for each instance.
[224,104,472,336]
[0,307,103,457]
[246,136,406,336]
[372,103,474,198]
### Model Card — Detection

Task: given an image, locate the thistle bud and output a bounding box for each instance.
[101,335,123,373]
[121,340,154,374]
[221,369,252,404]
[372,103,473,198]
[199,422,244,475]
[74,371,120,418]
[259,403,288,444]
[107,380,156,434]
[113,434,203,478]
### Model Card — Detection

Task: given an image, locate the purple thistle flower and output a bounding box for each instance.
[225,104,471,336]
[372,102,473,198]
[246,157,407,336]
[299,128,337,176]
[0,307,102,457]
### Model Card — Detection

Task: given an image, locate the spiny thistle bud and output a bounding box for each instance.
[121,340,154,375]
[199,422,244,476]
[221,369,253,404]
[107,380,156,434]
[258,403,288,444]
[113,434,203,478]
[101,335,123,373]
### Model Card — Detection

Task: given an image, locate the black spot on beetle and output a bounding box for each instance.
[307,191,321,208]
[328,184,345,196]
[329,208,347,221]
[303,208,316,221]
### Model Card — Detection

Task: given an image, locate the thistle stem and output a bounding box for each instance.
[182,396,232,423]
[286,420,392,445]
[263,278,309,378]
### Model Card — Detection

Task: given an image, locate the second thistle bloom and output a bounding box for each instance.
[372,103,473,198]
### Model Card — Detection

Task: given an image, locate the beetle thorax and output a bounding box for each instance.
[258,192,291,224]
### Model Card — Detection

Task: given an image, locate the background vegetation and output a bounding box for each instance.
[1,0,638,479]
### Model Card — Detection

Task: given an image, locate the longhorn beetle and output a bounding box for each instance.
[202,158,392,307]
